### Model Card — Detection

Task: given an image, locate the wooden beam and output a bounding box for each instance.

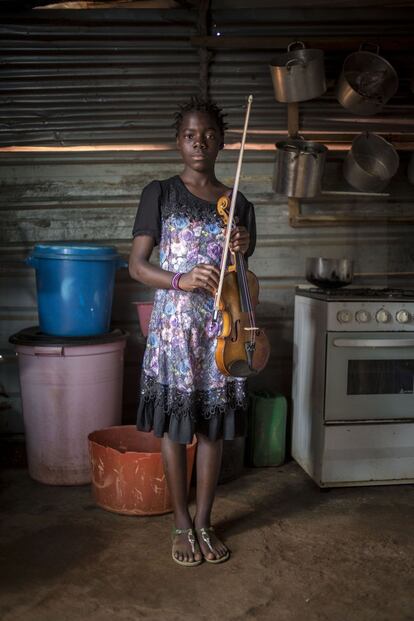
[289,213,414,226]
[191,36,414,51]
[212,0,414,6]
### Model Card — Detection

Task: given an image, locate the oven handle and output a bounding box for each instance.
[333,338,414,348]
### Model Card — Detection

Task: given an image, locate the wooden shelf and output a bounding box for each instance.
[285,103,414,226]
[288,197,414,227]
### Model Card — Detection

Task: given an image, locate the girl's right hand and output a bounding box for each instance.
[178,264,220,294]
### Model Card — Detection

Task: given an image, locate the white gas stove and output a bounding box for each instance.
[300,287,414,331]
[292,287,414,487]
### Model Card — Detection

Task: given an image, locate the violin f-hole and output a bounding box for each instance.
[231,319,239,342]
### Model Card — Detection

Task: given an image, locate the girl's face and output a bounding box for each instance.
[176,111,223,172]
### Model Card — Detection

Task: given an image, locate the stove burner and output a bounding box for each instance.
[303,287,414,300]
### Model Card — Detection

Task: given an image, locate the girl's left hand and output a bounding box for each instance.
[230,226,250,255]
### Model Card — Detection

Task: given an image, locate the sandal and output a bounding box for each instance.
[171,527,202,567]
[195,526,230,564]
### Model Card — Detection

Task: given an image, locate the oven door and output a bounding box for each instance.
[325,332,414,422]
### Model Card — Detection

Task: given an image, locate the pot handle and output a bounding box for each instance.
[359,42,380,55]
[287,40,306,52]
[300,151,319,159]
[286,58,306,71]
[296,136,322,159]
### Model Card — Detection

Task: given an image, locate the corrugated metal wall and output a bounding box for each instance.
[0,8,201,431]
[0,9,199,146]
[1,4,414,433]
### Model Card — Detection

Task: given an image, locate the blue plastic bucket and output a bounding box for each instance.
[26,244,127,337]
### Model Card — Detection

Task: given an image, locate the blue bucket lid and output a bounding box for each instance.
[31,243,119,260]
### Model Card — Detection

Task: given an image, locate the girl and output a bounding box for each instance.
[129,97,256,567]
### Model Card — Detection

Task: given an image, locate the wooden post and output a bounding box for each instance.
[197,0,211,100]
[288,197,300,227]
[287,102,299,138]
[287,102,300,225]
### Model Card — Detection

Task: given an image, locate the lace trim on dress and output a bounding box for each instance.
[161,176,222,224]
[139,372,247,420]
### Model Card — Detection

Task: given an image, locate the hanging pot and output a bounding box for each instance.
[335,43,399,115]
[343,132,399,192]
[273,138,327,198]
[269,41,326,103]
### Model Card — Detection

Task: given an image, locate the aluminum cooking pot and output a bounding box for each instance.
[343,132,399,192]
[269,41,326,103]
[336,44,399,115]
[306,257,354,289]
[273,138,327,198]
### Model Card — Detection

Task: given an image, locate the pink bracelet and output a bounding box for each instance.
[171,272,183,291]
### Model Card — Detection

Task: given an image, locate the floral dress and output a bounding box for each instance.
[132,175,256,444]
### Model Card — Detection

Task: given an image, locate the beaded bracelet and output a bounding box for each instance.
[171,272,183,291]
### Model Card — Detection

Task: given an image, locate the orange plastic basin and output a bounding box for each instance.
[88,425,196,515]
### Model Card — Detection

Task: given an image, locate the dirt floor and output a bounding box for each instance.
[0,462,413,621]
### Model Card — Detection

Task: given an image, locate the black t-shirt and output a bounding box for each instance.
[132,175,256,258]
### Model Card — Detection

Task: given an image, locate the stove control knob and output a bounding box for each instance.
[396,310,411,324]
[376,309,391,323]
[337,310,353,323]
[355,310,371,323]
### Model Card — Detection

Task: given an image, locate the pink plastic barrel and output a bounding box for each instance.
[132,302,153,337]
[10,328,127,485]
[88,426,197,515]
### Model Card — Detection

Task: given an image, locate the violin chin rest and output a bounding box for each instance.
[228,359,258,378]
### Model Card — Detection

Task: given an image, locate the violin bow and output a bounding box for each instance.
[213,94,253,320]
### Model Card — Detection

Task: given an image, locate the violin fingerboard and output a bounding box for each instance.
[235,253,251,313]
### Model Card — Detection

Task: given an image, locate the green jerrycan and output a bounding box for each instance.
[247,392,287,467]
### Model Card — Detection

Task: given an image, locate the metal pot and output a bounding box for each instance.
[306,257,354,289]
[335,44,399,115]
[343,132,399,192]
[273,138,327,198]
[269,41,326,103]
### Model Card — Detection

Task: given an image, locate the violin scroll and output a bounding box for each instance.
[216,195,231,226]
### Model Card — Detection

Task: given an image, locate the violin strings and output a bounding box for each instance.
[238,254,256,347]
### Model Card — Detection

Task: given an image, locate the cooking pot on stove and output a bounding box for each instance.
[306,257,354,289]
[335,43,399,115]
[273,138,327,197]
[269,41,326,103]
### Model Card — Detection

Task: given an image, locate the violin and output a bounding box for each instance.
[213,96,270,378]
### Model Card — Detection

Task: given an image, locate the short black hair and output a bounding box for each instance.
[173,96,228,137]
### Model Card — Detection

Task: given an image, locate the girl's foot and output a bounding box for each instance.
[171,527,203,566]
[194,525,230,563]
